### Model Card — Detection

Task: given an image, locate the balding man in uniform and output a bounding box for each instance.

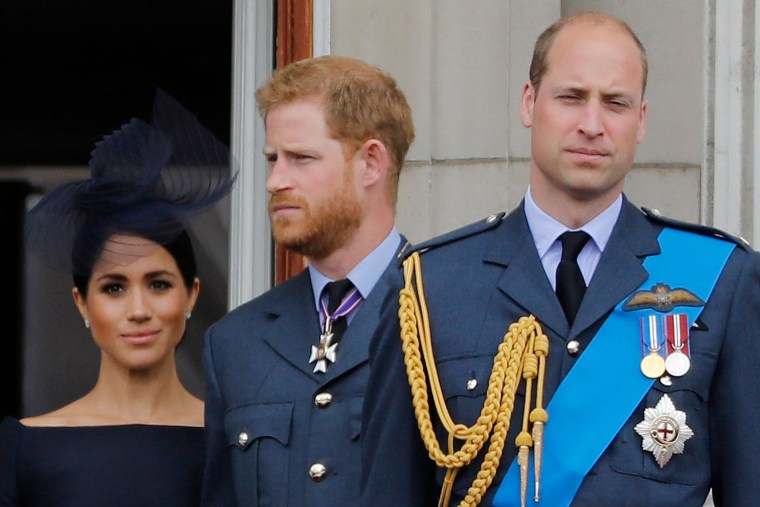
[361,11,760,507]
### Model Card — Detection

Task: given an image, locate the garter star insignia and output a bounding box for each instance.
[634,394,694,468]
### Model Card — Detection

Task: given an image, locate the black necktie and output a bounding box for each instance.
[556,231,590,325]
[323,279,355,345]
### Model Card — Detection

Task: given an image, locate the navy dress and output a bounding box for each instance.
[0,416,204,506]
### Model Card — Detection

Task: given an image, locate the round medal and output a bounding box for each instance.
[640,352,666,379]
[665,351,691,377]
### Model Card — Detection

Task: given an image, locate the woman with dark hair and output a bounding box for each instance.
[0,90,235,507]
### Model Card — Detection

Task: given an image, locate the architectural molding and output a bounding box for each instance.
[711,0,748,237]
[313,0,331,57]
[229,0,274,309]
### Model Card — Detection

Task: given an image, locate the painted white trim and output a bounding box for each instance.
[754,2,760,245]
[712,0,744,234]
[229,0,275,310]
[701,0,712,225]
[313,0,331,57]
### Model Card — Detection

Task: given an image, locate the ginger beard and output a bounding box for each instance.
[268,163,362,260]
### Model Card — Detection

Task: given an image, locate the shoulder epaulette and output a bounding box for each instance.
[403,211,507,259]
[642,207,751,249]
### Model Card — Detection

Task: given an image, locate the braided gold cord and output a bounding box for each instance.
[399,252,549,507]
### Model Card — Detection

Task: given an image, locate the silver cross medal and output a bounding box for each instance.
[310,316,339,373]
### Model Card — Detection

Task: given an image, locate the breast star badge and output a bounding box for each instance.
[634,394,694,467]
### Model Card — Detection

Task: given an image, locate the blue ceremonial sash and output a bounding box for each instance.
[493,228,736,507]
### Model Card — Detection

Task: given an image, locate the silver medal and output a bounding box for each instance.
[664,314,691,377]
[664,351,690,377]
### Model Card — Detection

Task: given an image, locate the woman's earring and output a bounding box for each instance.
[84,319,90,329]
[185,312,192,320]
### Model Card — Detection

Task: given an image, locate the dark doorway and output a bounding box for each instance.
[0,0,233,166]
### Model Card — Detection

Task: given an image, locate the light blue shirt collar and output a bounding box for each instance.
[308,227,401,313]
[524,187,622,288]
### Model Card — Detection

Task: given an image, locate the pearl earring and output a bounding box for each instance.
[84,319,90,329]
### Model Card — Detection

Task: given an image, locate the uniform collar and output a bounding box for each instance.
[308,227,401,312]
[524,186,622,258]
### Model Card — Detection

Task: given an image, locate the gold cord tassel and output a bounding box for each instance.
[399,252,549,506]
[532,420,545,501]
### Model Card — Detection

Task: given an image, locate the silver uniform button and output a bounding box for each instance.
[314,392,333,408]
[660,375,673,386]
[309,463,327,481]
[238,432,249,447]
[466,378,478,391]
[567,340,580,356]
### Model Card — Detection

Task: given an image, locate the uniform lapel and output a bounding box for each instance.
[486,205,570,337]
[320,273,385,382]
[322,237,408,383]
[485,199,662,340]
[570,198,662,337]
[261,271,322,379]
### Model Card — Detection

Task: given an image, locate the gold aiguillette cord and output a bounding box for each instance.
[399,251,549,507]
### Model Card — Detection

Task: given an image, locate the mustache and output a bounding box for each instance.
[268,193,307,212]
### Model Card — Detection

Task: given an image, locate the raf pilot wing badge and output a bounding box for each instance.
[624,283,704,313]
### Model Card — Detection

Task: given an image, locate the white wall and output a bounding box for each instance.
[322,0,757,247]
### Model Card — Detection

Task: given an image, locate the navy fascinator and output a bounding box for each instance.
[25,89,237,277]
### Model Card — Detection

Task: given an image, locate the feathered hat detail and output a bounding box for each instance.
[26,89,237,276]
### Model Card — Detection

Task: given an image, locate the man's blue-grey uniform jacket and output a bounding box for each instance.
[360,198,760,507]
[202,238,407,506]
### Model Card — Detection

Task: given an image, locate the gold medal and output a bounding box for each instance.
[640,315,666,378]
[640,352,666,378]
